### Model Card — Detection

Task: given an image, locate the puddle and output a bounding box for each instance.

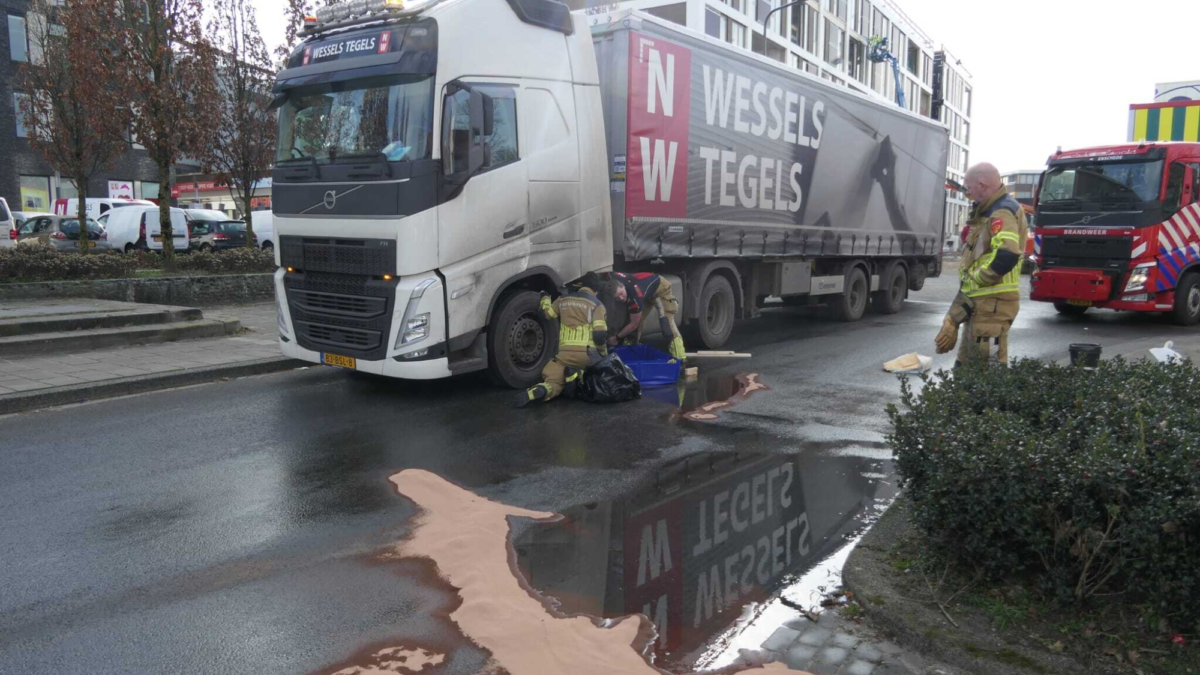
[384,468,814,675]
[640,372,770,422]
[513,448,898,672]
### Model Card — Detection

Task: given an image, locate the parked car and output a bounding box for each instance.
[190,219,255,251]
[0,197,14,249]
[12,211,55,232]
[53,198,155,220]
[105,206,189,253]
[16,214,112,251]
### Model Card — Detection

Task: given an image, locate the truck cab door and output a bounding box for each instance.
[437,82,529,338]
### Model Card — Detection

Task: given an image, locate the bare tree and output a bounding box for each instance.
[17,0,131,254]
[113,0,219,268]
[206,0,277,247]
[277,0,338,61]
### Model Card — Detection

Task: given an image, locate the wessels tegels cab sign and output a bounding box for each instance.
[302,30,394,66]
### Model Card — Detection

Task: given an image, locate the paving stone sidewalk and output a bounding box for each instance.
[0,302,281,394]
[752,609,953,675]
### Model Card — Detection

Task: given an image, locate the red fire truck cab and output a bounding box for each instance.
[1031,142,1200,324]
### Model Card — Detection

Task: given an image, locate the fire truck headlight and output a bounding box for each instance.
[1125,264,1154,293]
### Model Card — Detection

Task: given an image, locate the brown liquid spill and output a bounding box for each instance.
[328,647,445,674]
[388,469,812,675]
[681,374,769,422]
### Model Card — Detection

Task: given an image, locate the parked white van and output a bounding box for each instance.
[105,206,190,253]
[248,211,274,250]
[54,198,155,220]
[0,197,13,249]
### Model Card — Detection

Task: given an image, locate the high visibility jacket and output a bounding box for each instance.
[961,189,1028,300]
[542,286,608,352]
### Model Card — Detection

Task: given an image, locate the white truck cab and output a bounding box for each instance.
[272,0,611,386]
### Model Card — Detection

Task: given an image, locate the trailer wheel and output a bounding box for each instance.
[688,274,735,350]
[1054,302,1089,317]
[908,261,928,291]
[872,264,908,315]
[488,290,556,389]
[1171,273,1200,326]
[832,267,869,322]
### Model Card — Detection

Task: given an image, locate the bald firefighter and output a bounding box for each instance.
[935,163,1028,365]
[519,273,609,407]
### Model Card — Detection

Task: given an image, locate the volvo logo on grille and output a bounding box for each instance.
[323,190,338,209]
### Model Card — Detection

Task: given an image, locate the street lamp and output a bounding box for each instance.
[759,0,807,57]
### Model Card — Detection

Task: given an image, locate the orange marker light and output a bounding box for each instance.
[383,274,394,281]
[286,267,295,273]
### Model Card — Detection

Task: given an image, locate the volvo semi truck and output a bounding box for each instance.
[1030,142,1200,325]
[270,0,949,387]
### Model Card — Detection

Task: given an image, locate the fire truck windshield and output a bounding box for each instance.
[276,74,434,165]
[1041,159,1164,207]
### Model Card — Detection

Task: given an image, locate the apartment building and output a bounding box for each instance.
[1002,171,1039,206]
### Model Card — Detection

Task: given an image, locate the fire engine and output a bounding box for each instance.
[1031,142,1200,324]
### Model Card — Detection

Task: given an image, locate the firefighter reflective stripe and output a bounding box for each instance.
[560,324,594,348]
[964,232,1021,297]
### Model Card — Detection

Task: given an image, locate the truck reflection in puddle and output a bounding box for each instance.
[514,449,895,671]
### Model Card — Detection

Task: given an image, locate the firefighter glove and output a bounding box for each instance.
[538,294,552,312]
[934,318,959,354]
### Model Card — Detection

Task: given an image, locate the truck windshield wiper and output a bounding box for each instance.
[330,151,393,178]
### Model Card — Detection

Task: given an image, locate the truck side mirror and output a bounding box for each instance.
[482,93,495,138]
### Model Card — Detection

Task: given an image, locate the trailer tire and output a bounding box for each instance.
[487,290,557,389]
[832,267,869,322]
[872,264,907,315]
[1171,273,1200,326]
[908,261,927,291]
[1054,302,1089,317]
[687,274,735,350]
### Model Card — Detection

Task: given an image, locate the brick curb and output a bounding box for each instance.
[0,357,305,415]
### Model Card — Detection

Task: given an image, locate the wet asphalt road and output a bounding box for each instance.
[1,269,1194,674]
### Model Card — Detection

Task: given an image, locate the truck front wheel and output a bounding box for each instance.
[687,274,735,350]
[832,268,869,322]
[488,290,556,389]
[1171,273,1200,326]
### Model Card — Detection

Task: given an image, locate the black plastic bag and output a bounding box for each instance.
[572,353,641,403]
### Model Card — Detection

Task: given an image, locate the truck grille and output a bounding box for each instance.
[1040,236,1133,273]
[282,246,397,360]
[280,236,396,276]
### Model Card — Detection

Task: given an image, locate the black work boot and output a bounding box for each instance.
[516,385,549,408]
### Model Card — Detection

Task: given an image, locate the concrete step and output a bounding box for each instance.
[0,317,242,357]
[0,307,203,338]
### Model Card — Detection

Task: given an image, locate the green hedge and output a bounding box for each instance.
[888,359,1200,630]
[0,246,277,282]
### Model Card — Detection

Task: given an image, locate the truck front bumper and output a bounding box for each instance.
[1031,268,1172,312]
[275,268,452,380]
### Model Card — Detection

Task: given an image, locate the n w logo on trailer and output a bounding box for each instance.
[626,33,691,218]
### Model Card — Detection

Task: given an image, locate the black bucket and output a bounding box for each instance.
[1069,343,1102,368]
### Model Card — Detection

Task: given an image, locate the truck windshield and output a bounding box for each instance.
[1041,159,1164,205]
[277,75,434,164]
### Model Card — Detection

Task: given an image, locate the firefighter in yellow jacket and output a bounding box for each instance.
[935,163,1028,365]
[519,273,609,407]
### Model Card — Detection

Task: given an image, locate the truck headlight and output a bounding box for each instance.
[1124,264,1154,293]
[401,313,430,346]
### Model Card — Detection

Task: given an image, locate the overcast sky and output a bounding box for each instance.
[251,0,1196,174]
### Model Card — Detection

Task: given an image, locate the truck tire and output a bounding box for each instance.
[488,290,557,389]
[832,267,869,322]
[872,264,907,315]
[1171,273,1200,326]
[688,274,735,350]
[908,262,927,291]
[1054,302,1089,317]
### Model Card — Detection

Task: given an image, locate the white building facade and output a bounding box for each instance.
[579,0,974,238]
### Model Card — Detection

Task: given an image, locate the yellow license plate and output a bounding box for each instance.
[152,235,163,242]
[1067,299,1092,307]
[323,353,356,369]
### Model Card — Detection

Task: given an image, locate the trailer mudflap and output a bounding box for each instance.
[1031,268,1112,302]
